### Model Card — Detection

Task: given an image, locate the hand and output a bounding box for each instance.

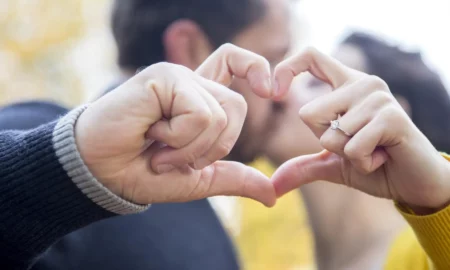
[74,44,276,206]
[271,48,450,213]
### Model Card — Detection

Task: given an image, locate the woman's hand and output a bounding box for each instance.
[272,48,450,213]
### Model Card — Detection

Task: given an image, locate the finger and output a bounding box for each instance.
[146,81,212,149]
[298,80,359,139]
[197,161,276,207]
[298,76,389,139]
[192,77,247,168]
[343,113,394,175]
[271,150,344,197]
[196,43,272,98]
[318,91,391,156]
[274,47,361,99]
[151,83,229,171]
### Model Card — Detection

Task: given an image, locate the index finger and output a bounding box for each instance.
[196,43,273,98]
[273,47,361,99]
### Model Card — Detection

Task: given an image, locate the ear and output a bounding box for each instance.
[395,94,412,117]
[163,19,213,70]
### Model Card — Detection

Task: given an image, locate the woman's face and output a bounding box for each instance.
[264,44,368,165]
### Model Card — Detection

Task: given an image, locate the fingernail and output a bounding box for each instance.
[156,164,175,174]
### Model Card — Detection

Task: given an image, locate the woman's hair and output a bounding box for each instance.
[342,32,450,153]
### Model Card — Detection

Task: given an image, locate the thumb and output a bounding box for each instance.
[271,150,343,197]
[201,161,277,207]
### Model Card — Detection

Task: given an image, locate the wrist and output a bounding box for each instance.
[401,153,450,215]
[61,106,149,214]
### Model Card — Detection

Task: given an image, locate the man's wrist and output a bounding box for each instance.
[55,106,149,215]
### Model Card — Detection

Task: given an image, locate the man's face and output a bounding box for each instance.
[226,0,293,163]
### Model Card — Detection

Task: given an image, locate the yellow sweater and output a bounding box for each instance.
[240,157,450,270]
[385,153,450,270]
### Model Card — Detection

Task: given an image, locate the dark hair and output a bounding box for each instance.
[342,32,450,152]
[111,0,266,70]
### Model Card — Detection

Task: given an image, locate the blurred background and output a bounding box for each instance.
[1,0,449,269]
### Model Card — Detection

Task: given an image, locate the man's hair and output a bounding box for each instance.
[342,32,450,152]
[111,0,266,70]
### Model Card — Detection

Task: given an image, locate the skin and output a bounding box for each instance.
[161,0,293,164]
[75,45,277,207]
[227,0,292,163]
[269,48,450,269]
[264,45,413,269]
[75,24,450,267]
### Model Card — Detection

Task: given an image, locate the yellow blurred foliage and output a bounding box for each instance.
[0,0,109,107]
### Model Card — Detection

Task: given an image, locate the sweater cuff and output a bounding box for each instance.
[53,106,150,215]
[396,203,450,269]
[394,153,450,269]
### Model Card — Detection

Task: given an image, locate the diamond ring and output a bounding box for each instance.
[330,120,352,137]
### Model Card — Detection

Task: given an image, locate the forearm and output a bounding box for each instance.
[0,107,147,269]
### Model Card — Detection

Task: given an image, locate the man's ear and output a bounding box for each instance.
[163,19,213,70]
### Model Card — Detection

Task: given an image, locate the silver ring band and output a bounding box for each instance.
[330,120,352,136]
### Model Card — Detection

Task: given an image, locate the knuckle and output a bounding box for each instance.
[147,62,173,73]
[298,103,318,125]
[379,105,406,123]
[274,64,288,75]
[170,140,185,149]
[215,140,234,158]
[320,132,339,153]
[183,149,200,163]
[195,108,213,129]
[369,91,396,106]
[355,160,373,175]
[231,92,248,114]
[352,161,373,175]
[218,43,237,54]
[343,142,360,161]
[168,131,190,149]
[360,163,374,175]
[215,112,228,132]
[366,75,389,91]
[303,46,319,59]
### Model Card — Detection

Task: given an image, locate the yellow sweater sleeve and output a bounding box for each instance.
[385,153,450,270]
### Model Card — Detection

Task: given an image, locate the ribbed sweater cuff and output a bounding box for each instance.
[394,153,450,269]
[396,202,450,269]
[53,106,150,215]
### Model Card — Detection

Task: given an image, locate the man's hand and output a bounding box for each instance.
[74,44,276,207]
[272,48,450,213]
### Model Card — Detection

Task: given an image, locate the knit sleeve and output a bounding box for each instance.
[0,106,148,270]
[384,153,450,270]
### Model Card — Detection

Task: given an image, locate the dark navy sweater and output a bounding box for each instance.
[0,101,239,270]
